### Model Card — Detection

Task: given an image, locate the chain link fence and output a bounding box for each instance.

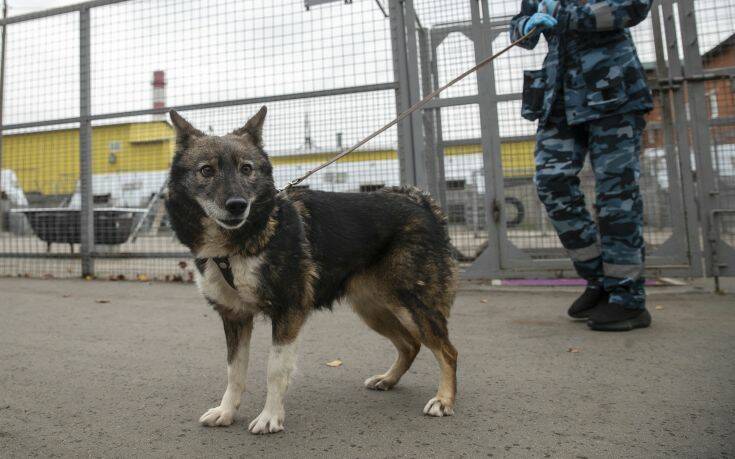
[0,0,733,280]
[0,0,400,280]
[694,0,735,277]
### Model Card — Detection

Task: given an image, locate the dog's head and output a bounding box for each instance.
[167,107,275,231]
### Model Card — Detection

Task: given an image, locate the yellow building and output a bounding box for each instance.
[2,121,175,197]
[2,118,534,198]
[268,141,536,178]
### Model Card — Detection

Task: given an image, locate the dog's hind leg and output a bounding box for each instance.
[394,289,458,417]
[200,313,254,427]
[248,313,305,434]
[422,335,458,417]
[352,300,421,391]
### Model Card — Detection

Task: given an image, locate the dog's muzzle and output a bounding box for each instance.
[216,198,252,230]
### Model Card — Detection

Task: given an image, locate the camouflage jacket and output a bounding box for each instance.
[510,0,654,126]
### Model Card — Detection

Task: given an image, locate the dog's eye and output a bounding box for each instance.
[199,165,214,177]
[240,163,253,175]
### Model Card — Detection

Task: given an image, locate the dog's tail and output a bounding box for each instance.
[381,186,447,228]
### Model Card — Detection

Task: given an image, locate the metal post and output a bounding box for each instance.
[403,0,430,192]
[418,25,444,205]
[428,29,448,210]
[676,0,716,277]
[649,0,702,274]
[79,7,94,276]
[0,0,7,232]
[388,0,417,186]
[464,0,503,278]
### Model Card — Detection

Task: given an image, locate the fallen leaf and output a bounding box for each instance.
[655,305,664,310]
[567,347,580,353]
[62,294,71,298]
[136,274,149,282]
[95,299,110,304]
[480,299,488,304]
[325,359,342,368]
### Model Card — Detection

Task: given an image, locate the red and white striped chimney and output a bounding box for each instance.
[152,70,166,120]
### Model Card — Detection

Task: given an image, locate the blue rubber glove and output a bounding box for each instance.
[523,12,558,35]
[538,0,559,15]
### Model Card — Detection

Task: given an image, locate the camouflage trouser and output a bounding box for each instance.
[534,109,647,309]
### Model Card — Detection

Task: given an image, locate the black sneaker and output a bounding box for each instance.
[568,286,607,320]
[587,301,652,331]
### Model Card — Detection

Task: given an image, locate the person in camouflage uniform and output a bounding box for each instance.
[510,0,654,331]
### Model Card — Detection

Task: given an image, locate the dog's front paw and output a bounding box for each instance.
[423,397,454,417]
[364,374,396,391]
[199,406,236,427]
[248,410,284,434]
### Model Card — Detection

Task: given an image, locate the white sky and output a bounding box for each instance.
[4,0,734,150]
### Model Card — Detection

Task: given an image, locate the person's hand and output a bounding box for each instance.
[523,12,558,35]
[538,0,559,15]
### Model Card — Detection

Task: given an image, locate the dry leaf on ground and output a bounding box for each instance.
[567,347,580,353]
[95,299,110,304]
[655,305,664,310]
[325,359,342,367]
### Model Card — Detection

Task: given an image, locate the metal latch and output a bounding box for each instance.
[492,199,501,224]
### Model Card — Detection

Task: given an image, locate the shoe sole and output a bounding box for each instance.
[587,314,652,332]
[568,314,590,321]
[568,307,599,320]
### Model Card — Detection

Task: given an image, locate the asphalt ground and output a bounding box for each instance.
[0,278,733,457]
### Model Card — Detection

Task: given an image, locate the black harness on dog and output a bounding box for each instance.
[195,257,237,291]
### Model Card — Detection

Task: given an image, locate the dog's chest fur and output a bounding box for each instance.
[196,254,264,316]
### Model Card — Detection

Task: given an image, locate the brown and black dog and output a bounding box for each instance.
[165,107,458,434]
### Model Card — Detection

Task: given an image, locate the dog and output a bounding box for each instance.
[165,107,458,434]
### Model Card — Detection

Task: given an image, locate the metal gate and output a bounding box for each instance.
[392,0,735,279]
[670,0,735,282]
[0,0,732,281]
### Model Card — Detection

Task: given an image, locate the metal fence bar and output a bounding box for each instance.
[0,1,6,233]
[1,83,399,131]
[404,0,431,192]
[0,252,190,259]
[0,0,128,25]
[79,6,93,277]
[388,0,417,186]
[418,26,446,207]
[464,0,504,278]
[677,0,717,277]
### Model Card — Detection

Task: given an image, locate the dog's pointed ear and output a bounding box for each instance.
[232,106,267,146]
[169,109,204,149]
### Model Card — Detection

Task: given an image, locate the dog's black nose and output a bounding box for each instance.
[225,197,249,215]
